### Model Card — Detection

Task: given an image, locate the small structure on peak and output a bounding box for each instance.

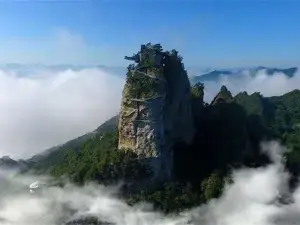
[124,54,140,63]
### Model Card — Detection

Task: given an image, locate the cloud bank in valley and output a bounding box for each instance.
[1,141,300,225]
[201,67,300,102]
[0,168,187,225]
[0,66,124,159]
[0,65,300,159]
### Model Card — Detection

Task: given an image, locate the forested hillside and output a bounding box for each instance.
[48,83,300,213]
[25,116,119,173]
[12,44,300,214]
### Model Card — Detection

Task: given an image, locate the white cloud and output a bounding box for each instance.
[183,141,298,225]
[0,67,124,159]
[203,67,300,102]
[1,141,300,225]
[0,169,187,225]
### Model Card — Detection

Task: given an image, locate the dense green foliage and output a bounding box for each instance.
[191,82,204,100]
[191,82,205,124]
[51,131,152,185]
[26,116,118,173]
[125,43,185,99]
[125,43,162,99]
[201,170,226,202]
[126,67,159,99]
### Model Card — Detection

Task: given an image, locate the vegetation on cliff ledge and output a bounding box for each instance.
[125,43,185,99]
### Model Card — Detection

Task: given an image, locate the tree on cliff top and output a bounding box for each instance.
[125,43,186,99]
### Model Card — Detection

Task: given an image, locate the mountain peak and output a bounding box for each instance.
[211,85,233,105]
[118,43,195,183]
[220,85,229,92]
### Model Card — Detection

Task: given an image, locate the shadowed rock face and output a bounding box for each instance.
[118,44,195,183]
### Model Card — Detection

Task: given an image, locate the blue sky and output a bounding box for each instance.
[0,0,299,68]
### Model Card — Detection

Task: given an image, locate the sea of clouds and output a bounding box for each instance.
[202,67,300,102]
[1,141,300,225]
[0,65,300,224]
[0,65,299,159]
[0,66,125,159]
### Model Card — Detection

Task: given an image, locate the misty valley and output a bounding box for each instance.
[0,43,300,225]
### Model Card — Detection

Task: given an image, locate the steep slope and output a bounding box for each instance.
[268,90,300,131]
[233,89,300,137]
[118,44,195,182]
[25,116,119,172]
[35,84,300,213]
[211,85,234,105]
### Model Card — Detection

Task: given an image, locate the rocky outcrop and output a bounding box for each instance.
[211,85,234,105]
[118,44,195,182]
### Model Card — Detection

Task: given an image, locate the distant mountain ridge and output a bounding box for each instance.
[0,156,28,172]
[0,64,297,83]
[190,66,298,84]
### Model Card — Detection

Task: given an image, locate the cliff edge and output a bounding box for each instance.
[118,43,195,182]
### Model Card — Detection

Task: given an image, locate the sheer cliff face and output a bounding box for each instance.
[118,44,195,181]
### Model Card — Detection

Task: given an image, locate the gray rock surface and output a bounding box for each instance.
[118,44,195,183]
